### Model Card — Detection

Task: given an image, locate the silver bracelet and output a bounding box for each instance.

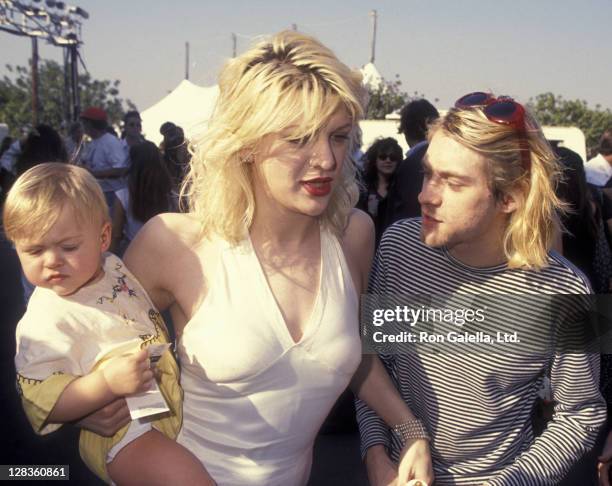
[391,418,430,444]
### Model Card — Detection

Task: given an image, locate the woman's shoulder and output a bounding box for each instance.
[344,208,374,242]
[135,212,203,250]
[126,212,231,270]
[339,208,375,293]
[123,212,209,312]
[124,212,204,273]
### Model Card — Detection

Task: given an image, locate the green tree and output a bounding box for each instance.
[366,75,410,119]
[365,75,436,120]
[528,92,612,157]
[0,60,135,137]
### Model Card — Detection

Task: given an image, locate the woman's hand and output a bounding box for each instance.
[397,438,434,486]
[598,429,612,485]
[75,397,130,437]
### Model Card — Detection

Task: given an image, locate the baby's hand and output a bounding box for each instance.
[102,348,153,396]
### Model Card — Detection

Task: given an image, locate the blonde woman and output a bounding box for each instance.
[80,31,433,485]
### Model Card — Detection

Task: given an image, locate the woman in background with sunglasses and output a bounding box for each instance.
[358,137,403,245]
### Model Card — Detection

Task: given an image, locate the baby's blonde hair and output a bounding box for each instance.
[182,30,367,243]
[429,103,566,270]
[3,163,109,243]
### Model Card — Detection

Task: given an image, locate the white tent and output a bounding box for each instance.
[142,64,382,146]
[141,79,219,145]
[360,62,383,91]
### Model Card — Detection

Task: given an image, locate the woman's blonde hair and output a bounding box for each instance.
[182,30,366,243]
[429,102,566,270]
[3,162,109,243]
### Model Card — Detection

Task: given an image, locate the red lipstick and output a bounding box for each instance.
[302,177,333,197]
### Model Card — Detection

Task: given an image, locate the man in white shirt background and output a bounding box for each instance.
[79,107,128,209]
[585,128,612,187]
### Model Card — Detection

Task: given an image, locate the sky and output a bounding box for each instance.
[2,0,612,114]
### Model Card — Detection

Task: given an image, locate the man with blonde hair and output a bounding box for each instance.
[357,92,606,485]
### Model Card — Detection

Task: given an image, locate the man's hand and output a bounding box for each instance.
[366,445,399,486]
[75,398,130,437]
[598,429,612,485]
[397,438,434,486]
[102,348,154,396]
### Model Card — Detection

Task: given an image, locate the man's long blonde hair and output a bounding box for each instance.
[182,30,366,244]
[429,103,565,269]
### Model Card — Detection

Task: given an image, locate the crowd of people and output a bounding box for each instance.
[0,108,190,249]
[1,29,612,485]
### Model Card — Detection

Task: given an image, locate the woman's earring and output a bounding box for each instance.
[240,153,254,164]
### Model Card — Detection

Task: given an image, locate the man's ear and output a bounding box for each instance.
[100,222,112,252]
[498,190,520,214]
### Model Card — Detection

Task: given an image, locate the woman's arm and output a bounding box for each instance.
[75,399,131,437]
[342,210,416,422]
[342,208,375,294]
[343,209,433,485]
[123,213,183,312]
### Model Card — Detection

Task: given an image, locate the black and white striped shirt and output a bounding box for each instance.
[356,218,606,485]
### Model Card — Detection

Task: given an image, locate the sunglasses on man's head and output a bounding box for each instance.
[454,91,531,171]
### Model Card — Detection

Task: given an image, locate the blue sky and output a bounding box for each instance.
[2,0,611,113]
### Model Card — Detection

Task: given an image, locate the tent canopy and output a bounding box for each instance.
[141,79,219,145]
[142,62,388,145]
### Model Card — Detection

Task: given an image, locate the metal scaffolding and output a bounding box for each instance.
[0,0,89,126]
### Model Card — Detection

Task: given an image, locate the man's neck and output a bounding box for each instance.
[447,221,509,268]
[448,245,507,268]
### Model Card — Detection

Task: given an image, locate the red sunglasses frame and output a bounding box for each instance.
[455,92,531,171]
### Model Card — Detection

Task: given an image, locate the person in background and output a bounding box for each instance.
[0,135,14,160]
[1,135,16,205]
[351,125,365,170]
[64,121,85,164]
[551,143,599,290]
[585,128,612,188]
[79,107,128,210]
[111,141,174,256]
[357,137,402,246]
[159,122,190,199]
[586,129,612,252]
[120,111,145,162]
[0,136,21,179]
[383,98,439,230]
[12,124,69,303]
[15,124,67,175]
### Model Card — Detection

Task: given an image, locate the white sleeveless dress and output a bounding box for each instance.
[176,226,362,485]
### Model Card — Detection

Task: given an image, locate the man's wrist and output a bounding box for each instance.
[365,444,390,465]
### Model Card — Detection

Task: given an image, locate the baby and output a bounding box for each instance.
[4,163,212,485]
